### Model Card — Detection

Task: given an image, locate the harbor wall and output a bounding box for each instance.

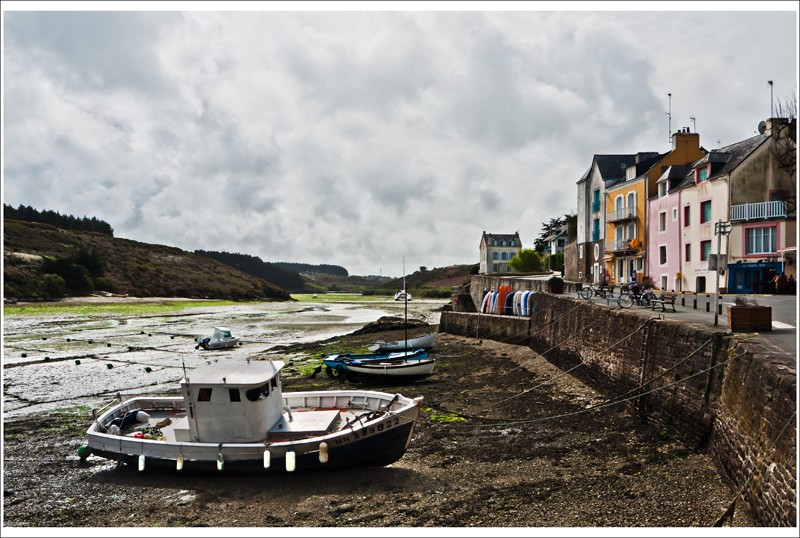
[439,277,796,527]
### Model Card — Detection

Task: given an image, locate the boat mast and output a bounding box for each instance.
[403,256,408,350]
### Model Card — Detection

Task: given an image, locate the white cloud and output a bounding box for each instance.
[3,5,797,276]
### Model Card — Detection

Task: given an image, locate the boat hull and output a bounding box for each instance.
[368,332,437,352]
[84,391,422,474]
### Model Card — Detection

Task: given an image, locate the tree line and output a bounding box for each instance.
[194,250,308,291]
[3,204,114,236]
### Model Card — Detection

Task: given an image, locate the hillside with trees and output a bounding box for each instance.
[3,219,290,301]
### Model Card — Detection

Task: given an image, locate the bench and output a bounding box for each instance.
[651,292,677,312]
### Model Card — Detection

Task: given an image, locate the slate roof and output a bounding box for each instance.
[592,154,638,188]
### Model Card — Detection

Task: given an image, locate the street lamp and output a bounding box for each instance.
[713,219,732,326]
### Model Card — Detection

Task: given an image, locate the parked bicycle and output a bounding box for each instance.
[577,283,616,300]
[617,284,657,309]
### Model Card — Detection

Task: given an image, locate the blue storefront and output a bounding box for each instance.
[726,261,783,294]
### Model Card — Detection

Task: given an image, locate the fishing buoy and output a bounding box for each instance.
[144,367,152,373]
[66,338,71,342]
[263,449,271,469]
[75,360,81,365]
[176,454,185,471]
[106,363,114,369]
[217,451,224,471]
[77,445,91,459]
[88,339,93,344]
[138,454,146,471]
[44,357,51,362]
[286,450,296,472]
[21,353,27,358]
[107,343,112,347]
[319,442,329,464]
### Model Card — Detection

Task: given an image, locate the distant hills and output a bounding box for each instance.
[3,216,476,301]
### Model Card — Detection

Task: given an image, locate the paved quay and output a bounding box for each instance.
[521,273,797,359]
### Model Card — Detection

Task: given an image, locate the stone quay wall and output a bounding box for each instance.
[440,276,796,527]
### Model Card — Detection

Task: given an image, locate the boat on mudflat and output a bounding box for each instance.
[368,331,437,352]
[323,349,434,383]
[78,359,423,473]
[195,326,240,350]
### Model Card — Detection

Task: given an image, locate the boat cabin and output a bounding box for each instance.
[177,359,286,443]
[211,326,235,342]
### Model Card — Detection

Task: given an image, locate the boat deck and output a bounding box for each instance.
[108,405,367,444]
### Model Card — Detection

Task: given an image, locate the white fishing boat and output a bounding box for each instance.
[78,359,423,472]
[195,326,240,350]
[393,290,412,301]
[368,332,437,352]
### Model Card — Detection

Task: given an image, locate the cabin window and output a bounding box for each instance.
[198,388,213,402]
[229,388,241,402]
[271,375,278,389]
[246,383,270,401]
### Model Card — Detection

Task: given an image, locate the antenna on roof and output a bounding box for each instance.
[689,116,696,132]
[768,80,774,117]
[666,93,672,143]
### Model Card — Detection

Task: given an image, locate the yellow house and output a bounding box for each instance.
[604,130,705,284]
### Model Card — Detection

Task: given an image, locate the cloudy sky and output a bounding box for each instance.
[2,2,797,277]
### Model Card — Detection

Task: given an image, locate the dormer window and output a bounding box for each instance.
[510,240,515,246]
[658,182,667,197]
[697,167,708,182]
[502,240,507,246]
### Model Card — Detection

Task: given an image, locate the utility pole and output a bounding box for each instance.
[713,219,732,326]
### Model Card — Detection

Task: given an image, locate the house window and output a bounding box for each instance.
[579,245,584,259]
[492,263,498,272]
[661,276,668,290]
[592,189,601,213]
[510,240,516,246]
[685,243,691,262]
[659,212,667,232]
[700,200,712,223]
[746,226,777,254]
[592,218,600,241]
[502,240,507,246]
[493,240,497,246]
[683,205,690,226]
[501,252,508,260]
[700,240,712,261]
[492,252,499,260]
[698,167,708,182]
[672,208,678,221]
[659,246,667,265]
[658,182,667,197]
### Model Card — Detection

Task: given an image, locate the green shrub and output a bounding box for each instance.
[41,274,66,298]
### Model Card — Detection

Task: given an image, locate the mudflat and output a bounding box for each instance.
[2,299,755,530]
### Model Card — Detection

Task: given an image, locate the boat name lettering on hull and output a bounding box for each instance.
[334,417,400,445]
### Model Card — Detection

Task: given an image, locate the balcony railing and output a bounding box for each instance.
[606,206,637,223]
[605,239,635,253]
[730,201,788,221]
